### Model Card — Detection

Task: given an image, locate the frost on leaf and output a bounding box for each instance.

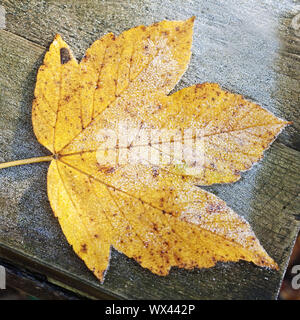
[32,18,287,282]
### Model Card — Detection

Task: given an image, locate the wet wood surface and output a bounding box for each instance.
[0,0,299,299]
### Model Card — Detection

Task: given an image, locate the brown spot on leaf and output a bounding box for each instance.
[234,169,240,176]
[60,47,71,64]
[152,167,159,177]
[81,243,87,253]
[96,164,116,174]
[206,202,223,213]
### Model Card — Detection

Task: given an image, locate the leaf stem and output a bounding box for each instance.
[0,155,54,170]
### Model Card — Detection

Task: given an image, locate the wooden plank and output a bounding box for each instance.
[0,258,84,300]
[0,0,299,299]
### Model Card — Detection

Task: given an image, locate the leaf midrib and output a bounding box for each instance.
[59,122,286,158]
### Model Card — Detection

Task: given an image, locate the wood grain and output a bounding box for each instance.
[0,0,299,299]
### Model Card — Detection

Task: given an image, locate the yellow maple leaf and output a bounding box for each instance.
[1,18,289,282]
